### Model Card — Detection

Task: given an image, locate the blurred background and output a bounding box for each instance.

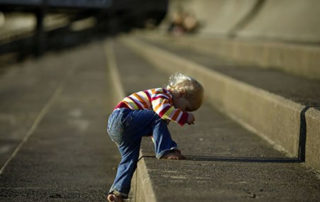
[1,1,320,201]
[1,0,320,78]
[0,0,168,68]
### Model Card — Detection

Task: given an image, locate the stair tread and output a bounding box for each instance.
[112,40,320,201]
[138,36,320,107]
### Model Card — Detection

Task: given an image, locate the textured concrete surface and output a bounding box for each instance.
[122,35,320,171]
[139,36,320,106]
[166,0,259,36]
[305,108,320,171]
[0,54,64,169]
[141,36,320,171]
[141,32,320,80]
[111,40,320,201]
[0,42,118,201]
[167,0,320,43]
[236,0,320,42]
[1,35,319,202]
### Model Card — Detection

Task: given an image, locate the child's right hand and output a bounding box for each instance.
[187,113,195,124]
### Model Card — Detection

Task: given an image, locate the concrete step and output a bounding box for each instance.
[140,32,320,80]
[0,42,118,201]
[107,39,320,201]
[120,34,320,172]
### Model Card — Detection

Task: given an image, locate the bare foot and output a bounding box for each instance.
[107,194,123,202]
[161,150,186,160]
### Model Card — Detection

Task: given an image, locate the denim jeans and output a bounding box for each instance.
[107,108,177,198]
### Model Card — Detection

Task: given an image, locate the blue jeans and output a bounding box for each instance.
[107,108,177,198]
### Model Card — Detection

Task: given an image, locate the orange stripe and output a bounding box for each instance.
[151,89,156,95]
[172,110,180,121]
[140,93,151,108]
[154,101,163,112]
[133,93,148,109]
[154,99,169,112]
[122,101,131,109]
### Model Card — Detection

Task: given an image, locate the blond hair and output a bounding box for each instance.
[167,73,204,110]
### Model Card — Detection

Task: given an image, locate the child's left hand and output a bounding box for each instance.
[187,113,195,125]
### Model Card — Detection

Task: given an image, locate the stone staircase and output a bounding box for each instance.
[105,33,320,201]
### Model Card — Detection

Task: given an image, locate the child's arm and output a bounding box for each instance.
[152,97,189,126]
[157,102,189,126]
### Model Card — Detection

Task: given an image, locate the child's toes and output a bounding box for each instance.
[169,155,179,160]
[107,194,115,202]
[107,194,121,202]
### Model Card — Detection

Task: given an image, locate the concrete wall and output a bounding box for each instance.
[168,0,320,43]
[165,0,320,80]
[167,0,259,36]
[158,35,320,80]
[237,0,320,43]
[305,108,320,171]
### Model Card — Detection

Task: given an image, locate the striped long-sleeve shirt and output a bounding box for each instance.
[114,88,189,126]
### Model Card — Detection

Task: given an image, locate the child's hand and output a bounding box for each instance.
[187,113,195,125]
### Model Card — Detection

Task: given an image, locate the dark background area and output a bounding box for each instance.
[0,0,168,67]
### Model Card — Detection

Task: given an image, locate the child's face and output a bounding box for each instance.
[173,96,193,111]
